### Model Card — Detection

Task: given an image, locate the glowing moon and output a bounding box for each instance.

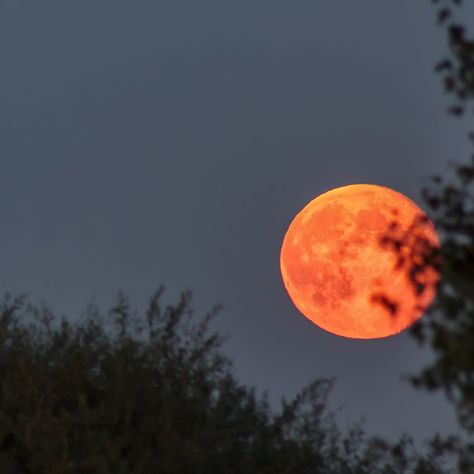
[280,184,439,339]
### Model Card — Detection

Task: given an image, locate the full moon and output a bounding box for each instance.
[280,184,439,339]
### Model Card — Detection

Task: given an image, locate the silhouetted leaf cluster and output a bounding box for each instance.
[431,0,474,117]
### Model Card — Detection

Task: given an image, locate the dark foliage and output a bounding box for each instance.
[377,1,474,470]
[0,289,454,473]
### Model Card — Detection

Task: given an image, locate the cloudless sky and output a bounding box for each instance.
[1,0,473,442]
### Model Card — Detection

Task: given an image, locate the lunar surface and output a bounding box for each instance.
[280,184,439,339]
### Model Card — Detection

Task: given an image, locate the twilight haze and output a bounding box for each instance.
[1,0,473,441]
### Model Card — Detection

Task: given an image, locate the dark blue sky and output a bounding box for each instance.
[1,0,473,442]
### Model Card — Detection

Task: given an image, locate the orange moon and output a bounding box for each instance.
[280,184,439,339]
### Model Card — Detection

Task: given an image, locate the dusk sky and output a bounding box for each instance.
[1,0,473,443]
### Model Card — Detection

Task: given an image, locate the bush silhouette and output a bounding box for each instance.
[0,288,456,473]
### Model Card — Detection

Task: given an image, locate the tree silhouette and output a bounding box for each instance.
[0,289,455,473]
[378,1,474,470]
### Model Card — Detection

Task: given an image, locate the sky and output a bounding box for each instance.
[1,0,473,443]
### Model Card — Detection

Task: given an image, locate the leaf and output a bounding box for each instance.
[444,76,456,91]
[456,165,474,183]
[449,25,465,42]
[448,105,464,115]
[435,59,453,72]
[438,8,451,25]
